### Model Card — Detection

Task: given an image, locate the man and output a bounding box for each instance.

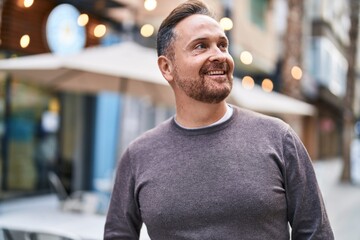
[104,1,334,239]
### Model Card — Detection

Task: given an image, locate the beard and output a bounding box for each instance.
[173,62,233,104]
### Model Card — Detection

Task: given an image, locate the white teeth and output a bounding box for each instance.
[207,71,224,75]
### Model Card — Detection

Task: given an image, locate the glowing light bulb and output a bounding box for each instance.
[78,14,89,26]
[240,51,253,65]
[94,24,106,38]
[20,34,30,48]
[144,0,157,11]
[220,17,233,31]
[262,78,274,92]
[291,66,303,80]
[140,24,155,37]
[242,76,255,90]
[23,0,34,8]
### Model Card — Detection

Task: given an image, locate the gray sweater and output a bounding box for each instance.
[104,107,334,240]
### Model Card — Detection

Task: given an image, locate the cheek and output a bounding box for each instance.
[178,61,201,76]
[227,55,235,70]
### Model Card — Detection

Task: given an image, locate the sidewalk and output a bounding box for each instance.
[313,158,360,240]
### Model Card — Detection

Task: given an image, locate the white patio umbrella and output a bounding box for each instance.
[0,41,316,115]
[0,41,175,106]
[228,79,316,116]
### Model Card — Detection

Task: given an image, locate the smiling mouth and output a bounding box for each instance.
[206,70,226,76]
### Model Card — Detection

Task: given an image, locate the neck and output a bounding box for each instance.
[175,98,228,128]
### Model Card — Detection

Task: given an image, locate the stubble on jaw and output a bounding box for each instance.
[173,63,233,104]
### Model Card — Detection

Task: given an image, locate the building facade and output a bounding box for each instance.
[304,0,351,158]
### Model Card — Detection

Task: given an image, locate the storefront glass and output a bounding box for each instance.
[0,77,59,199]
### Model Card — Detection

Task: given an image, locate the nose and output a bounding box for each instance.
[209,46,227,62]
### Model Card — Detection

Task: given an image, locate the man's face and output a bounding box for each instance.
[170,14,234,104]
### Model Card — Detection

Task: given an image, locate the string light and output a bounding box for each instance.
[240,51,253,65]
[291,66,303,80]
[220,17,233,31]
[262,78,274,92]
[20,34,30,48]
[242,76,255,90]
[94,24,106,38]
[23,0,34,8]
[140,24,155,37]
[144,0,157,11]
[78,14,89,26]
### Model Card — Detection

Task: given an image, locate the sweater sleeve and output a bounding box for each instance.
[104,149,142,240]
[283,127,334,240]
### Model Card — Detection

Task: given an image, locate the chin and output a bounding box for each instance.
[196,89,231,104]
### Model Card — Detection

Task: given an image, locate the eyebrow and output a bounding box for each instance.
[187,35,229,47]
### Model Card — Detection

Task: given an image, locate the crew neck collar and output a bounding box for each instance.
[174,104,233,130]
[171,105,237,135]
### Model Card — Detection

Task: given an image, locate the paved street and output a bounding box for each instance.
[314,158,360,240]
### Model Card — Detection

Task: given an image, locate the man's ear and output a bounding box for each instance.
[158,56,174,83]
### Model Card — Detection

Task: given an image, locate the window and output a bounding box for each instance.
[250,0,268,29]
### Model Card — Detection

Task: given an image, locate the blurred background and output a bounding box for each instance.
[0,0,359,239]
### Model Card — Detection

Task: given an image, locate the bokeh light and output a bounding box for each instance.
[262,78,274,92]
[94,24,106,38]
[23,0,34,8]
[140,24,155,37]
[240,51,253,65]
[20,34,30,48]
[78,14,89,26]
[291,66,303,80]
[144,0,157,11]
[220,17,233,31]
[242,76,255,90]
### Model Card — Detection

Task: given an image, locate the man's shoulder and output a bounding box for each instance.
[231,107,290,138]
[128,117,174,149]
[235,106,287,126]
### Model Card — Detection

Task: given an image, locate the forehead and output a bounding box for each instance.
[174,14,226,42]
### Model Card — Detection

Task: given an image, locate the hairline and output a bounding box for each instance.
[157,0,215,58]
[163,14,217,60]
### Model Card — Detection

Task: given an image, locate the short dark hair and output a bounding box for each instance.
[156,0,214,57]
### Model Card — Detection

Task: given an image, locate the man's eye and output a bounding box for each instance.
[219,42,228,50]
[195,43,206,49]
